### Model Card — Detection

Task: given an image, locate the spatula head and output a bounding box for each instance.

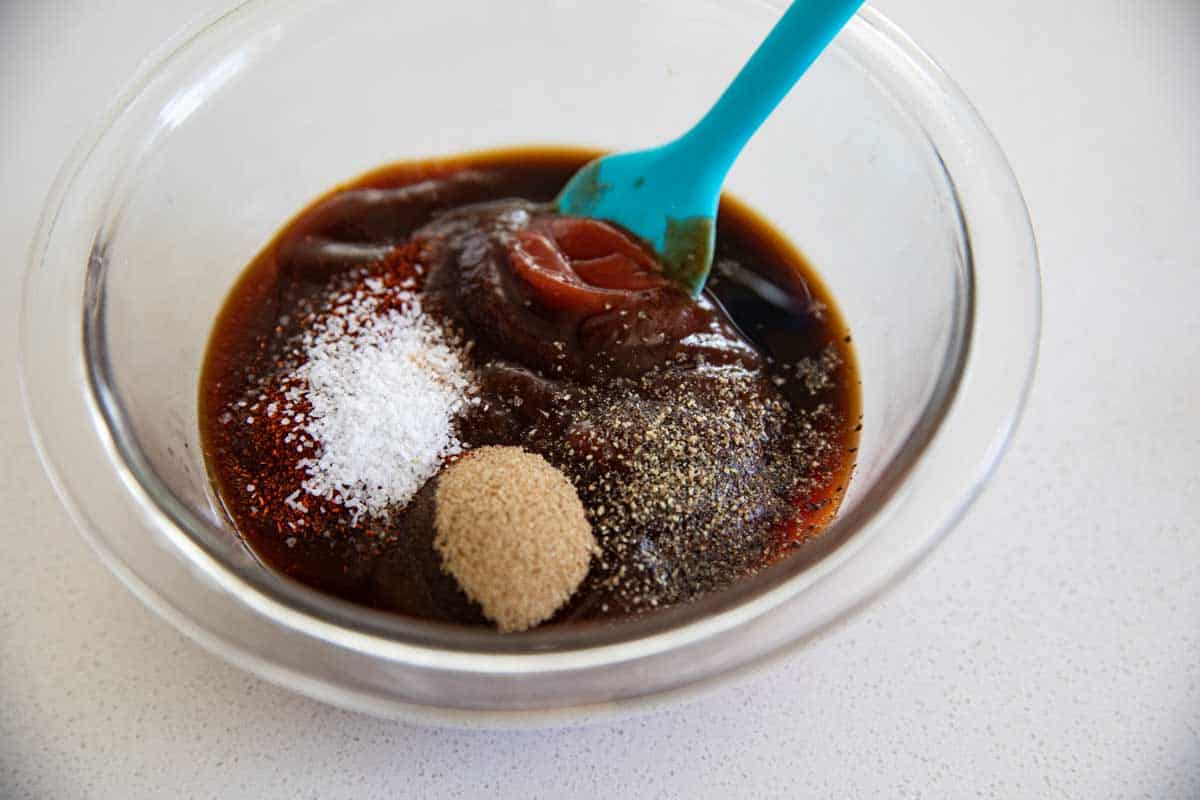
[555,149,718,297]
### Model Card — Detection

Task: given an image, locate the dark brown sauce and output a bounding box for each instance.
[199,147,861,628]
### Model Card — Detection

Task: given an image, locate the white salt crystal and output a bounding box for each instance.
[284,490,307,513]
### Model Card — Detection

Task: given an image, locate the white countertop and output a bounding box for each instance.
[2,1,1197,796]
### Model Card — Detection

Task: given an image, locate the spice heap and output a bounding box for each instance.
[294,283,473,519]
[221,246,476,535]
[434,446,596,632]
[537,366,842,615]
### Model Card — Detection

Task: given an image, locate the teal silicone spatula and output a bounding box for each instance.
[556,0,863,297]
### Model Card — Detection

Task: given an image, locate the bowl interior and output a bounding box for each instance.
[88,0,967,647]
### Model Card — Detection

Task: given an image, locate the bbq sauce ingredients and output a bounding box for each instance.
[199,147,861,629]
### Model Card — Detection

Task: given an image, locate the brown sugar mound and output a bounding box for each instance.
[434,446,596,633]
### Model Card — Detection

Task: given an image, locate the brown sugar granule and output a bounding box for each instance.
[434,446,596,632]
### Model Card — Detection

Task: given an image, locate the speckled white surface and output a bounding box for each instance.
[2,1,1198,797]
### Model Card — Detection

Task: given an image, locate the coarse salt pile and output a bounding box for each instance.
[284,278,474,520]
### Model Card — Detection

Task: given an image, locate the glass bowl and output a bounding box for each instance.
[20,0,1039,725]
